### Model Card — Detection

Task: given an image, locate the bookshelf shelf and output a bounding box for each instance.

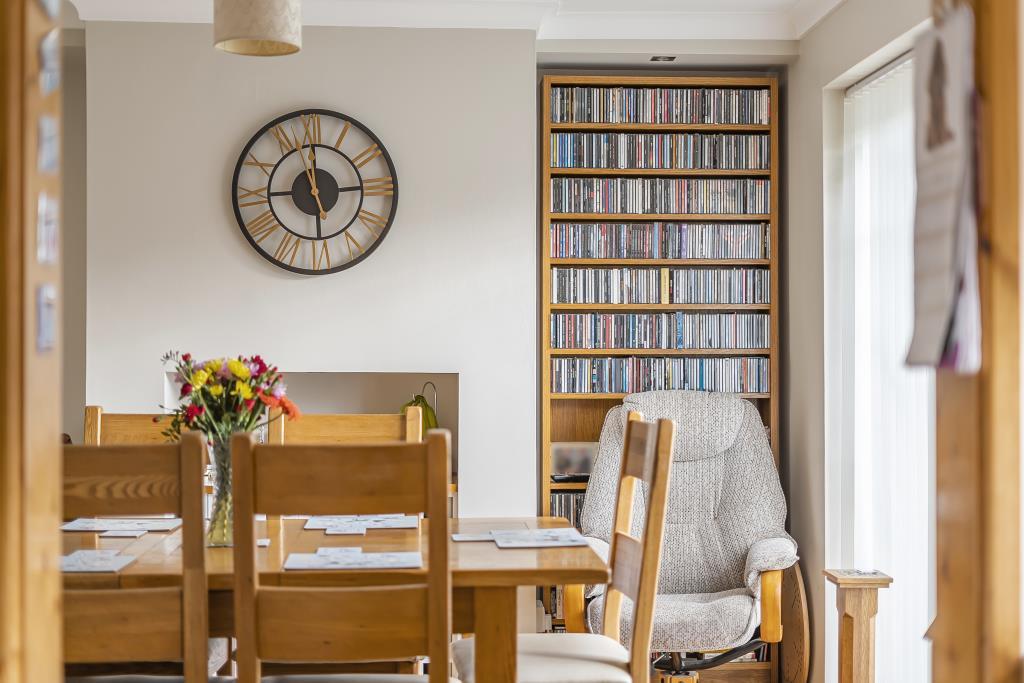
[549,303,770,311]
[550,482,589,491]
[550,258,771,266]
[550,213,771,221]
[549,168,770,177]
[550,122,771,133]
[539,75,780,676]
[549,348,771,356]
[550,392,771,400]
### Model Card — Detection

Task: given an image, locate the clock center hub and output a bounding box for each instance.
[291,167,340,216]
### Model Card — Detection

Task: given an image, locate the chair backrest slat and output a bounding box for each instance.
[63,445,183,518]
[84,405,168,445]
[232,429,451,683]
[266,406,422,445]
[62,432,208,683]
[601,411,675,682]
[252,444,429,516]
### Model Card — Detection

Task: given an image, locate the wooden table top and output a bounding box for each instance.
[62,516,609,591]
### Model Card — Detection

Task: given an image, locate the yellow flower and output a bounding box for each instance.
[191,369,209,386]
[205,359,222,374]
[228,358,251,380]
[233,380,253,400]
[209,384,224,397]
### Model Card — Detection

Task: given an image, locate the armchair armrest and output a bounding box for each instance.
[563,536,611,633]
[745,537,796,645]
[563,584,587,633]
[760,569,783,643]
[744,536,798,595]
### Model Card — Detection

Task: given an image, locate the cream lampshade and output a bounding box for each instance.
[214,0,301,56]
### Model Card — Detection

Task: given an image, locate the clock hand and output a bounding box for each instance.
[290,123,328,220]
[307,149,328,220]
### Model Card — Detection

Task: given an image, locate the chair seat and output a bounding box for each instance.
[452,633,631,683]
[587,588,757,652]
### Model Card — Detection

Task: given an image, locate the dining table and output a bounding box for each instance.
[62,515,610,683]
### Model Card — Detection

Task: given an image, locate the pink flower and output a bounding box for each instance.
[272,383,286,399]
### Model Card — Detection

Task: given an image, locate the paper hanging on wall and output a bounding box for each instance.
[36,284,56,352]
[37,115,59,173]
[39,28,60,96]
[36,192,58,265]
[906,4,980,373]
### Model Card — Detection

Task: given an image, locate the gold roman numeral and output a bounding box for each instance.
[244,153,274,177]
[333,121,351,150]
[343,232,364,260]
[352,143,381,168]
[312,240,331,270]
[273,233,302,266]
[358,209,388,235]
[271,124,299,155]
[237,185,268,207]
[302,114,321,145]
[245,210,280,244]
[363,177,394,197]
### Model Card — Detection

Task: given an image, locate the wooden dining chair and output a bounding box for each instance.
[452,413,674,683]
[265,405,423,444]
[62,431,209,682]
[231,428,452,683]
[83,405,169,445]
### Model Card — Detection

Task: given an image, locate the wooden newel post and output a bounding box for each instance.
[823,569,893,683]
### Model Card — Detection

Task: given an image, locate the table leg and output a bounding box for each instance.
[473,586,517,683]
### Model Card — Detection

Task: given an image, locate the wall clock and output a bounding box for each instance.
[230,109,398,274]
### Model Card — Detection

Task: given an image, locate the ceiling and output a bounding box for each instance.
[68,0,845,41]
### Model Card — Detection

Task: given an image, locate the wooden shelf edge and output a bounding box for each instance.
[549,303,771,311]
[549,122,771,132]
[549,258,770,266]
[548,214,771,221]
[549,393,771,400]
[548,348,771,356]
[549,167,770,177]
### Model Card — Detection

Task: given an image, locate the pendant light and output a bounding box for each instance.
[214,0,301,57]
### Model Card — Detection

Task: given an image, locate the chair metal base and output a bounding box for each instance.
[652,629,766,676]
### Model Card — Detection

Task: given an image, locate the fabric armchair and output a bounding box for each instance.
[565,390,798,661]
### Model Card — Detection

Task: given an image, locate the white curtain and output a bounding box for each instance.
[826,57,935,683]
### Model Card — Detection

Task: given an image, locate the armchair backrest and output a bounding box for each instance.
[581,390,790,594]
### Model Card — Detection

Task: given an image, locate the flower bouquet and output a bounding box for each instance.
[160,351,299,546]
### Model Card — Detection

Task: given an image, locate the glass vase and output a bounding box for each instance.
[206,439,233,547]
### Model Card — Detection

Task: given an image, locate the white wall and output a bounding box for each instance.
[785,1,929,681]
[85,23,537,516]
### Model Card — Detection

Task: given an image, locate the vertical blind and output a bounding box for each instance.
[828,57,935,683]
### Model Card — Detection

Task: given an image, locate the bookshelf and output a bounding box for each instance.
[539,73,780,679]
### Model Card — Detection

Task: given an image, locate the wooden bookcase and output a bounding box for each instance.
[539,73,780,679]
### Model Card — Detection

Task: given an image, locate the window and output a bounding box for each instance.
[825,56,934,683]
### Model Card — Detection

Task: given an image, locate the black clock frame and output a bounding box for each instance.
[230,108,399,275]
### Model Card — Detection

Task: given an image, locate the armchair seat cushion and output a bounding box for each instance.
[452,633,630,683]
[586,588,757,652]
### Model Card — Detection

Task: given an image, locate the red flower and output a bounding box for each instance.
[250,355,268,376]
[257,389,280,409]
[184,404,204,424]
[279,396,301,421]
[180,383,193,398]
[244,398,256,411]
[182,353,192,362]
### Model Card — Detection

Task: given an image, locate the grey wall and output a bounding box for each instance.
[84,23,537,516]
[62,44,86,443]
[784,1,929,680]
